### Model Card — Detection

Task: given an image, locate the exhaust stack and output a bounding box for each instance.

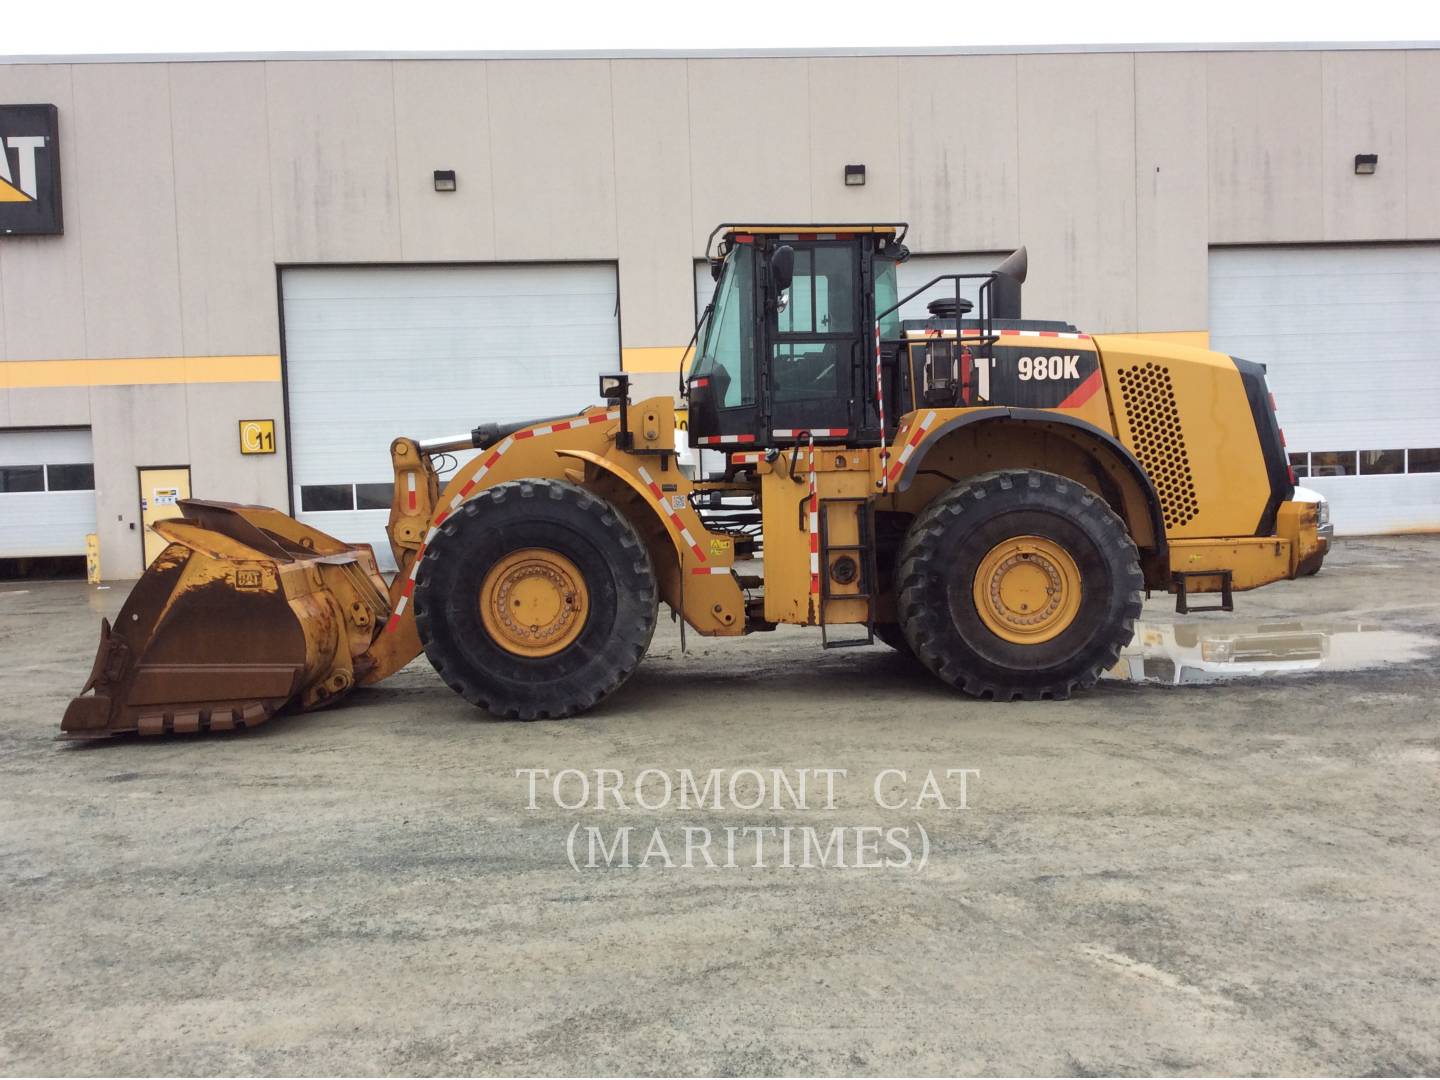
[992,246,1027,320]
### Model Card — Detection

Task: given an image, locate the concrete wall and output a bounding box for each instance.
[1,47,1437,576]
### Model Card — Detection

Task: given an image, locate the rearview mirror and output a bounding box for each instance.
[770,245,795,293]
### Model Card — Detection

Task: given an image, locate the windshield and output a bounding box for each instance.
[689,245,756,408]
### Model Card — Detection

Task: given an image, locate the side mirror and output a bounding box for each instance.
[770,244,795,293]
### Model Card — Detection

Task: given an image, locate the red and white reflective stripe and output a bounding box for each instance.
[731,451,763,465]
[405,471,417,511]
[690,566,732,575]
[886,409,938,486]
[874,320,889,491]
[383,409,619,633]
[772,427,849,439]
[911,329,1094,341]
[510,411,618,440]
[696,434,756,445]
[636,464,707,563]
[807,434,820,603]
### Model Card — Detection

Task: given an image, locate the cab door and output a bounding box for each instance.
[766,242,862,440]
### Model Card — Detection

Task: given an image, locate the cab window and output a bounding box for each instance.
[875,256,901,338]
[772,245,858,404]
[691,246,757,408]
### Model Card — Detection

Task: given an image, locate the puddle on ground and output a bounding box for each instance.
[1104,620,1437,685]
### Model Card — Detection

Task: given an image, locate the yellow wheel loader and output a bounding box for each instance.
[62,223,1323,737]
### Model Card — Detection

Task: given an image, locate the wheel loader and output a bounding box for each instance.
[61,223,1322,737]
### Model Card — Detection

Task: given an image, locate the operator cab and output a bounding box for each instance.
[686,225,908,449]
[684,224,1045,453]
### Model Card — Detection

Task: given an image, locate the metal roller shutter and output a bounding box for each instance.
[1209,245,1440,535]
[281,264,621,570]
[0,427,97,559]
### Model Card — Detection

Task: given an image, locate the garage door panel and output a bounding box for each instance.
[0,428,97,559]
[282,264,619,570]
[1210,244,1440,535]
[284,295,619,334]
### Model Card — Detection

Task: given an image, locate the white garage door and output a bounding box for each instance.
[282,264,620,570]
[1209,245,1440,535]
[693,251,1004,322]
[0,428,97,558]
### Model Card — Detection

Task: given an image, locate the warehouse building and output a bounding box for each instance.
[0,44,1438,578]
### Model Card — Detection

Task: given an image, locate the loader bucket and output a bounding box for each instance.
[61,500,391,739]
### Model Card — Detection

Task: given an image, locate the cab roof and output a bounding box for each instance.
[708,222,907,258]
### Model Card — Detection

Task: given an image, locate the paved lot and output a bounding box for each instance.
[2,536,1439,1076]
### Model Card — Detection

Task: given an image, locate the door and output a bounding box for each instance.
[767,242,862,438]
[139,466,191,567]
[280,263,621,571]
[0,427,98,560]
[1209,244,1440,534]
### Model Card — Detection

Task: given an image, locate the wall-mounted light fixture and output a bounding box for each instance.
[844,164,866,187]
[433,169,457,192]
[1354,154,1378,176]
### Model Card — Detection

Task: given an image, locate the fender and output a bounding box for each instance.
[894,407,1168,558]
[555,448,704,568]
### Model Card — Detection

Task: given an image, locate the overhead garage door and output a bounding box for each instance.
[1209,245,1440,535]
[282,264,620,570]
[0,428,97,558]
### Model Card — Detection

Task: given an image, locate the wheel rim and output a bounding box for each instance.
[479,548,589,658]
[972,535,1083,644]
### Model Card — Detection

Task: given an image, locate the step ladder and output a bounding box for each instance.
[1173,569,1234,614]
[816,496,879,648]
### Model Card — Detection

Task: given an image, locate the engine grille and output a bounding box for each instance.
[1117,362,1198,529]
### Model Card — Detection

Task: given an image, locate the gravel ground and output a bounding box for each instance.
[2,535,1438,1076]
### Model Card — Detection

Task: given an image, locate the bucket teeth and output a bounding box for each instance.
[130,702,273,738]
[62,500,390,739]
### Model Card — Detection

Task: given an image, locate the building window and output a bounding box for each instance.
[0,464,44,492]
[1310,451,1357,477]
[1358,449,1404,475]
[45,463,95,491]
[300,483,396,512]
[1408,449,1440,474]
[355,483,393,511]
[300,484,355,512]
[1288,452,1309,479]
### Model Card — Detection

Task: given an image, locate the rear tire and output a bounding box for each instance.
[414,480,658,719]
[896,470,1142,701]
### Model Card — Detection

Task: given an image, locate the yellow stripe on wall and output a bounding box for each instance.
[0,354,282,389]
[622,346,691,374]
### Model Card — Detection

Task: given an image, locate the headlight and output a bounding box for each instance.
[1315,499,1330,528]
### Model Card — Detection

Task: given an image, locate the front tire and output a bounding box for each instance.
[896,470,1143,701]
[414,480,658,719]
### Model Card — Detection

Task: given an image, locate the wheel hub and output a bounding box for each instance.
[972,535,1083,644]
[479,548,589,657]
